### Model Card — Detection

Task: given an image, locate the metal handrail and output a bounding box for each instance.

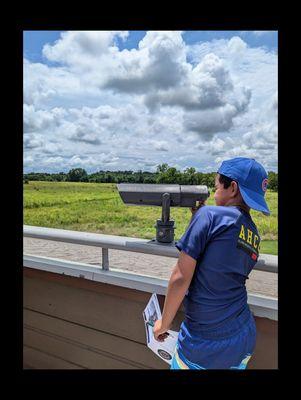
[23,225,278,273]
[23,254,278,320]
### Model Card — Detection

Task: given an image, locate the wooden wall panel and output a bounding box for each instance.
[24,329,144,369]
[23,346,83,369]
[24,276,159,345]
[248,317,278,369]
[24,309,167,369]
[23,268,277,370]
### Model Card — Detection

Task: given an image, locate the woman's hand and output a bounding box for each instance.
[153,319,170,342]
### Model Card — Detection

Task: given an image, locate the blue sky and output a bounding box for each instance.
[23,30,278,173]
[24,30,278,63]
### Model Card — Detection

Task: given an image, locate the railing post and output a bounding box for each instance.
[102,248,109,271]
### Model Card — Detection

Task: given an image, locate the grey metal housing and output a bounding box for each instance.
[117,183,210,207]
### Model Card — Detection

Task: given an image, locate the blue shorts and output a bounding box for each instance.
[171,308,256,370]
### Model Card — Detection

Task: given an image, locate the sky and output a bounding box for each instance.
[23,30,278,174]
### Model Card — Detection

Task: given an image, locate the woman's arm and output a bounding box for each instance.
[153,250,196,341]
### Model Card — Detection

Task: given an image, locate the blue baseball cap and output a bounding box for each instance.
[217,157,270,216]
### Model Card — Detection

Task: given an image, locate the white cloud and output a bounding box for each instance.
[23,154,34,165]
[43,31,129,66]
[24,104,67,132]
[68,153,120,168]
[208,137,226,155]
[39,31,251,139]
[149,140,169,152]
[227,36,248,53]
[43,156,65,165]
[187,37,277,102]
[92,31,190,98]
[23,31,278,173]
[43,141,64,154]
[239,31,277,37]
[70,127,102,145]
[253,31,276,36]
[184,104,235,137]
[144,53,234,111]
[23,133,43,150]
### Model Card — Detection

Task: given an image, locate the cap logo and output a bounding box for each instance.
[262,178,268,192]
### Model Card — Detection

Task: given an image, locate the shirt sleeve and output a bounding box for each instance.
[175,206,212,261]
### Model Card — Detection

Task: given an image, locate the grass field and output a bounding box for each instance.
[23,181,278,255]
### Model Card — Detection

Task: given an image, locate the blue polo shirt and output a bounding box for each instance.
[175,205,261,330]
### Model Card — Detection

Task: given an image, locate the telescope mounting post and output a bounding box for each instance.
[155,192,175,244]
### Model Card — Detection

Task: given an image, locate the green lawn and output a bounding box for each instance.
[258,240,278,255]
[23,181,278,255]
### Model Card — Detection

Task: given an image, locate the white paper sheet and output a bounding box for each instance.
[142,293,179,365]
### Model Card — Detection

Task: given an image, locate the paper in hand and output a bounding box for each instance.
[142,293,179,365]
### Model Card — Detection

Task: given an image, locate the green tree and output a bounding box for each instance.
[268,171,278,192]
[66,168,88,182]
[105,174,116,183]
[195,172,205,185]
[156,163,169,174]
[156,166,182,184]
[52,172,66,182]
[137,169,144,183]
[143,175,157,184]
[182,167,198,185]
[200,172,216,189]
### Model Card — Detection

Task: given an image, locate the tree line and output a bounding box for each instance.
[23,164,278,191]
